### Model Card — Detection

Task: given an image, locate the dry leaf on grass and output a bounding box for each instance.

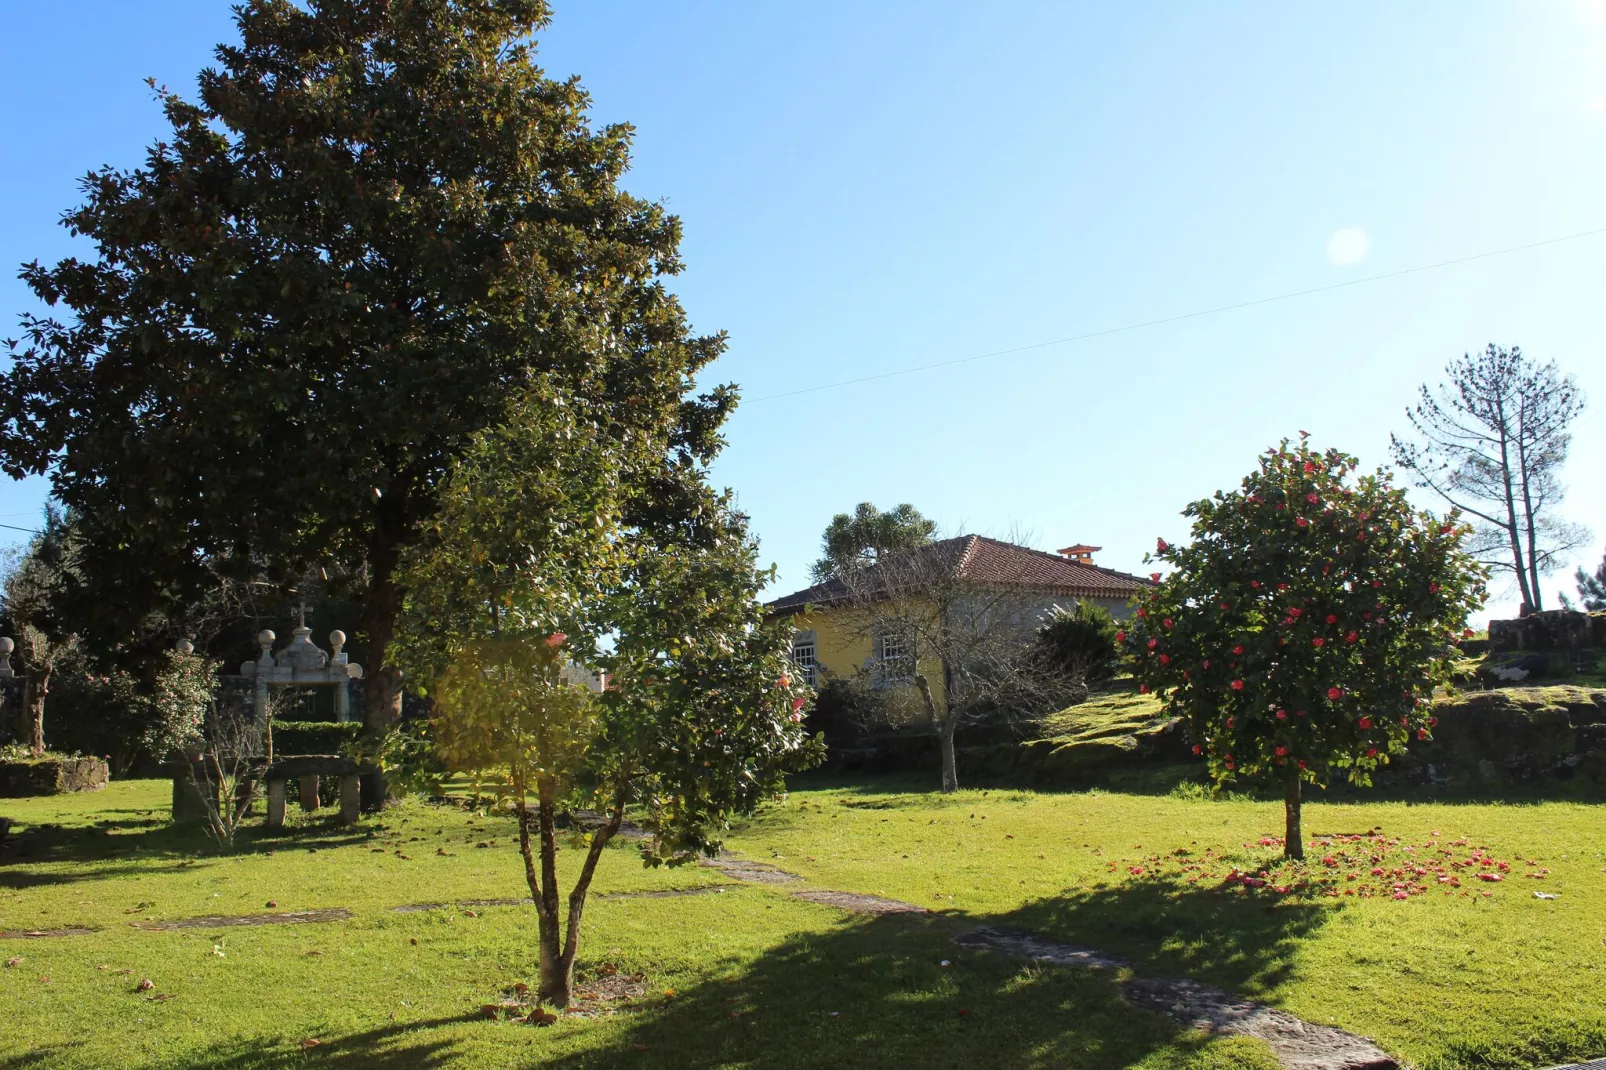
[300,1038,321,1050]
[135,978,155,992]
[4,957,19,969]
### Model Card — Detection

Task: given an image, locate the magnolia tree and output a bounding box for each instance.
[396,394,818,1010]
[1122,438,1485,859]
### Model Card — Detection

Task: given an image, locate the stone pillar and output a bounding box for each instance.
[298,775,321,812]
[339,774,361,826]
[266,780,287,829]
[171,764,211,826]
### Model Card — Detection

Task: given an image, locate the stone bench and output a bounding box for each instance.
[261,755,377,829]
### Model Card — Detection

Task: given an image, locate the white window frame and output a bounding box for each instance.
[790,630,818,687]
[873,624,915,687]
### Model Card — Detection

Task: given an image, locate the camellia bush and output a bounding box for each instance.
[1121,437,1486,859]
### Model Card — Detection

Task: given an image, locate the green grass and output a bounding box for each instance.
[1033,688,1168,744]
[6,778,1606,1068]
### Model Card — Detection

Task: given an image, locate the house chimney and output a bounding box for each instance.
[1057,544,1100,566]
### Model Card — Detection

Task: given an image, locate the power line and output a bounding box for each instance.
[0,524,40,535]
[748,225,1606,403]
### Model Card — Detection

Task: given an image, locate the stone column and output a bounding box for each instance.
[298,775,321,812]
[339,775,361,826]
[266,780,287,828]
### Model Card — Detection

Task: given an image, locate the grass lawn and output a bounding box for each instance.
[3,777,1604,1068]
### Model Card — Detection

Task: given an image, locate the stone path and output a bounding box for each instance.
[130,908,353,930]
[390,886,735,913]
[0,926,99,939]
[696,854,803,884]
[791,890,929,915]
[956,927,1396,1070]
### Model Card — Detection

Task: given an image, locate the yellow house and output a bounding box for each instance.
[767,535,1151,718]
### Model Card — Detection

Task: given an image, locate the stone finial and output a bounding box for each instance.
[329,630,346,655]
[258,629,277,647]
[175,638,195,655]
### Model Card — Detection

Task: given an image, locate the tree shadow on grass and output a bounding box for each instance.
[991,870,1338,1001]
[0,1014,484,1070]
[0,814,373,888]
[532,912,1275,1070]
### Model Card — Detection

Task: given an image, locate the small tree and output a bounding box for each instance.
[1032,600,1120,689]
[1573,551,1606,611]
[1390,345,1588,614]
[1,507,76,757]
[1123,438,1485,859]
[811,503,937,582]
[835,539,1080,793]
[397,389,817,1009]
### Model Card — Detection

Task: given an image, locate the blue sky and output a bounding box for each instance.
[2,2,1604,623]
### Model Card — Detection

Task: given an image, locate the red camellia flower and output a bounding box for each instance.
[1366,747,1378,758]
[1231,679,1244,691]
[1232,645,1245,655]
[1138,684,1149,693]
[1137,609,1147,618]
[1147,638,1158,650]
[1275,745,1288,757]
[1303,461,1316,473]
[1312,637,1324,647]
[1226,717,1235,728]
[1114,630,1126,643]
[1358,717,1372,729]
[1346,631,1358,643]
[1202,659,1210,669]
[1288,607,1302,618]
[1275,709,1287,720]
[1325,614,1338,624]
[1192,744,1203,755]
[1296,517,1309,528]
[1251,580,1262,589]
[1298,759,1308,769]
[1157,538,1169,552]
[1463,628,1474,638]
[1150,572,1162,582]
[1306,492,1318,503]
[1163,618,1174,629]
[1417,728,1428,740]
[545,632,567,648]
[1327,686,1344,700]
[1277,582,1288,591]
[1429,716,1439,727]
[1158,654,1171,665]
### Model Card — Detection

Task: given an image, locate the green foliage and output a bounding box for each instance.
[810,502,937,582]
[46,650,214,775]
[0,1,731,715]
[1576,551,1606,612]
[271,720,362,757]
[597,515,825,862]
[1033,600,1120,685]
[1122,438,1486,790]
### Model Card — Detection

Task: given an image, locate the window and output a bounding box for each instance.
[874,626,915,686]
[790,635,818,686]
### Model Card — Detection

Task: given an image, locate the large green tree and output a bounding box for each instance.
[0,0,729,751]
[1122,438,1485,859]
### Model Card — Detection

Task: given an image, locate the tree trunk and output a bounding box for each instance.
[23,665,50,758]
[534,776,570,1008]
[1493,408,1535,613]
[1283,769,1304,860]
[558,786,626,988]
[1514,398,1544,612]
[914,673,958,793]
[358,531,404,810]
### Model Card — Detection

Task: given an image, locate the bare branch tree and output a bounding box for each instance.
[833,536,1084,792]
[1390,344,1588,613]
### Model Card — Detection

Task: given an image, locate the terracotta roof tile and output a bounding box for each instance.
[766,535,1150,612]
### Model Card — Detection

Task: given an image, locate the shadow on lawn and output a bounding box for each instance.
[0,814,373,888]
[531,912,1267,1070]
[994,872,1335,999]
[0,1014,484,1070]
